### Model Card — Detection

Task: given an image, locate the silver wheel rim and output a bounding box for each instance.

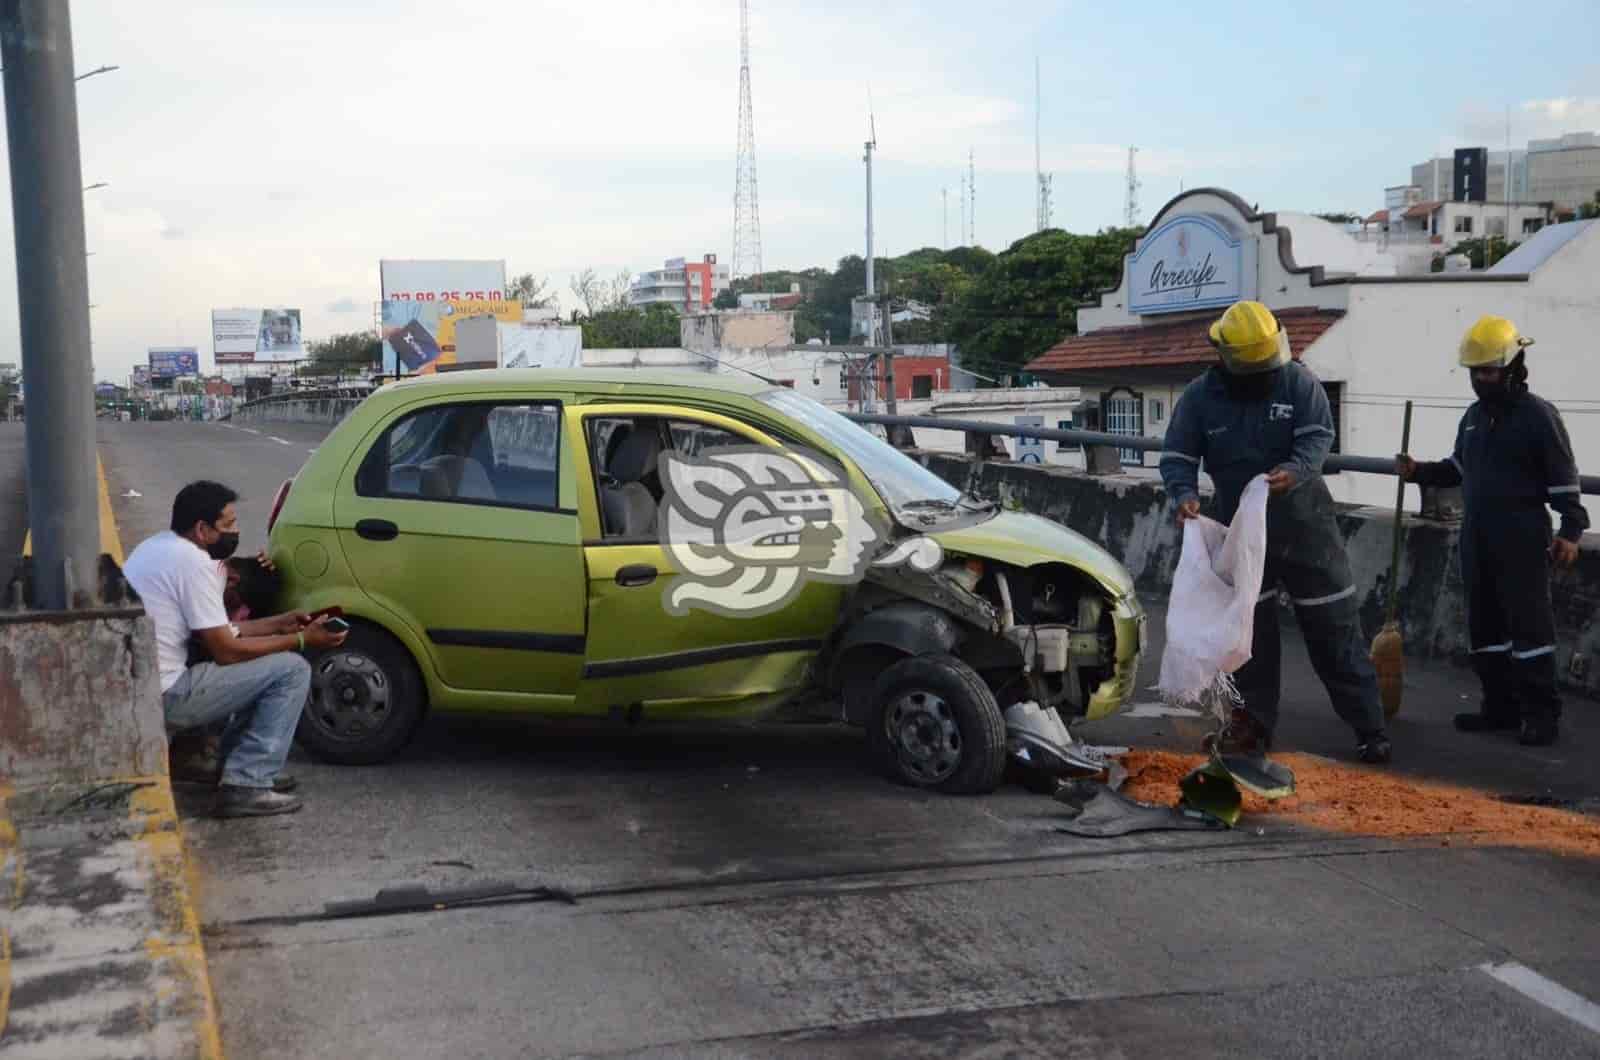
[307,650,393,744]
[884,690,962,783]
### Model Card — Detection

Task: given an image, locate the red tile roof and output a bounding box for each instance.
[1404,200,1444,220]
[1027,306,1345,375]
[1365,209,1389,224]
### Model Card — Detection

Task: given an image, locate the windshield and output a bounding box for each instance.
[757,388,964,512]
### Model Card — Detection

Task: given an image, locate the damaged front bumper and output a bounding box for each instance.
[1083,594,1145,722]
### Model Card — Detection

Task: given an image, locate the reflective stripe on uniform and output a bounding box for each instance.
[1293,424,1334,438]
[1549,484,1580,495]
[1512,645,1555,660]
[1448,456,1462,472]
[1257,589,1279,604]
[1162,451,1200,464]
[1292,585,1356,608]
[1472,642,1513,654]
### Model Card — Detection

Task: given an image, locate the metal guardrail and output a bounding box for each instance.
[845,411,1600,496]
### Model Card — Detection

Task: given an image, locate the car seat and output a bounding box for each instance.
[419,454,497,501]
[600,425,662,536]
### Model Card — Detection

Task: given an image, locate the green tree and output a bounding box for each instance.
[1578,191,1600,220]
[940,227,1142,379]
[505,272,556,308]
[580,303,681,349]
[1430,236,1520,271]
[307,331,381,369]
[1314,212,1361,225]
[713,287,741,310]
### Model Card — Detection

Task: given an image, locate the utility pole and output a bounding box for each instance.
[863,112,877,346]
[881,294,897,415]
[3,0,101,608]
[959,173,967,247]
[1124,146,1141,228]
[968,149,976,245]
[942,186,948,249]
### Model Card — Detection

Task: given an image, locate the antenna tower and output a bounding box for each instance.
[942,187,949,249]
[967,149,976,245]
[731,0,763,280]
[1123,146,1141,228]
[1035,57,1052,231]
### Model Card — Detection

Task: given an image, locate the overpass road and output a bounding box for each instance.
[62,421,1600,1058]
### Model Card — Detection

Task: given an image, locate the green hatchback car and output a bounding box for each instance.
[267,369,1144,794]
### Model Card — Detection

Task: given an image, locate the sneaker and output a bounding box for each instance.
[1454,712,1520,734]
[1518,717,1559,747]
[1357,731,1393,765]
[213,785,303,819]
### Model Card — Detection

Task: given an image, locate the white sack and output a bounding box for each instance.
[1156,474,1270,707]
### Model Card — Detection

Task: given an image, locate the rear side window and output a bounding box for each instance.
[356,401,562,511]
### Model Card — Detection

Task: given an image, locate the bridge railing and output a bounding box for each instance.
[844,411,1600,496]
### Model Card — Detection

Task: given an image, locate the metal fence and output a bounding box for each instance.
[845,411,1600,496]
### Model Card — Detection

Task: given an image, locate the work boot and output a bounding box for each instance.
[1356,730,1393,765]
[1203,707,1271,755]
[1518,716,1559,747]
[172,758,298,794]
[1454,708,1520,734]
[214,785,303,819]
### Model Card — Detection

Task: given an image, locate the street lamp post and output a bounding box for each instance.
[2,0,101,608]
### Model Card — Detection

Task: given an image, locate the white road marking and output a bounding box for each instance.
[307,448,318,454]
[1479,962,1600,1036]
[1123,702,1204,719]
[269,436,291,446]
[239,427,260,435]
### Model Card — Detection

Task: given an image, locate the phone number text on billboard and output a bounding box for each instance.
[387,291,504,303]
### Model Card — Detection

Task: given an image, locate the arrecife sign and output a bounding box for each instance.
[1127,215,1246,315]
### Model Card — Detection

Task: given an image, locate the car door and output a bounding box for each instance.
[334,394,586,705]
[570,402,846,712]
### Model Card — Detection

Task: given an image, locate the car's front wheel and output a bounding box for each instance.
[868,654,1006,794]
[297,623,426,765]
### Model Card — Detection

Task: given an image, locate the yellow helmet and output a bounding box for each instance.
[1208,300,1290,375]
[1459,315,1533,369]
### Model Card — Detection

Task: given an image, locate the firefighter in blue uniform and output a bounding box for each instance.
[1161,301,1392,764]
[1398,315,1585,746]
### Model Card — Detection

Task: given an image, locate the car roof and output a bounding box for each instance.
[382,367,773,398]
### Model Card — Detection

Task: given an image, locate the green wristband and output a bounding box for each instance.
[298,631,305,652]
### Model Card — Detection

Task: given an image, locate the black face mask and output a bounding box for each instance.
[206,528,241,561]
[1471,377,1510,406]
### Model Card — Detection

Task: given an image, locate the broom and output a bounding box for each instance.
[1371,401,1413,719]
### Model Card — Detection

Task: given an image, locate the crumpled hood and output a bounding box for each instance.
[928,510,1135,600]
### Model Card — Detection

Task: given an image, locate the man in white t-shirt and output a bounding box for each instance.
[123,480,347,817]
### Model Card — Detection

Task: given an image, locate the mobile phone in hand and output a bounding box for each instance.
[322,617,351,634]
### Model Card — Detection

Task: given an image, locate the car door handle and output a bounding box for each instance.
[615,564,657,587]
[355,519,399,541]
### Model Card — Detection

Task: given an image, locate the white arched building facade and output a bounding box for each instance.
[1030,188,1599,526]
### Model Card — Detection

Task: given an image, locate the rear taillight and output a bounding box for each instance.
[267,478,293,534]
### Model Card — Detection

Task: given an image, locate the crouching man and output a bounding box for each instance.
[123,480,346,817]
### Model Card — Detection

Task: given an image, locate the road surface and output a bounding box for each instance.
[80,420,1600,1059]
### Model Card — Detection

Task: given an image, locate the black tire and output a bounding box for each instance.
[296,622,426,765]
[868,654,1006,794]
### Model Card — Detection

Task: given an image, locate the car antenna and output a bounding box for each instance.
[683,346,785,387]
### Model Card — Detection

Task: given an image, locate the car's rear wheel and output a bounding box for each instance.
[868,654,1006,794]
[297,623,425,765]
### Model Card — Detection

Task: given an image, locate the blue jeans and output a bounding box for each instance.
[163,654,311,789]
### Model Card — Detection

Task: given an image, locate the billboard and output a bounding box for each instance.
[379,260,507,374]
[148,347,200,378]
[381,299,520,374]
[211,307,304,363]
[131,365,151,388]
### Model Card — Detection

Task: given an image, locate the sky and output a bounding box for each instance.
[0,0,1596,381]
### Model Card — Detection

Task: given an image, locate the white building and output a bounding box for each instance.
[1029,188,1600,525]
[627,255,730,314]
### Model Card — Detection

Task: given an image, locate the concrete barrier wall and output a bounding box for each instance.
[916,452,1600,701]
[230,397,363,426]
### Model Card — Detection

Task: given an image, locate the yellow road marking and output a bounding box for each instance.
[20,453,125,564]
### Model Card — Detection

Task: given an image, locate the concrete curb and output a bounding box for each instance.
[1,778,224,1058]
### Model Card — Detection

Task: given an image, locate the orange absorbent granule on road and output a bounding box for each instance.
[1119,750,1600,859]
